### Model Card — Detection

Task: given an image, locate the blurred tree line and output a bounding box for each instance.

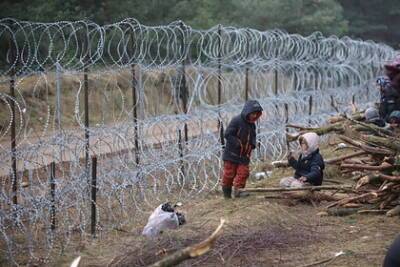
[0,0,399,47]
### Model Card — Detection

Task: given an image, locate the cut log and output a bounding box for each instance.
[338,135,394,155]
[281,191,345,202]
[340,162,393,171]
[379,194,398,210]
[328,112,364,124]
[361,134,400,152]
[286,123,344,141]
[386,205,400,217]
[149,219,225,267]
[325,151,368,165]
[355,175,381,190]
[241,185,353,193]
[357,209,388,215]
[344,116,394,137]
[326,192,380,208]
[324,207,360,216]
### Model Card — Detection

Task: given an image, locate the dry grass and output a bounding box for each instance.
[55,146,400,267]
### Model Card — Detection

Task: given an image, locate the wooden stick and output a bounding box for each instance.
[321,207,360,216]
[241,185,353,193]
[379,194,398,210]
[340,162,393,171]
[338,135,394,155]
[344,115,394,137]
[271,160,289,168]
[323,178,344,184]
[326,191,379,208]
[325,151,367,164]
[361,134,400,151]
[300,251,344,267]
[285,123,344,140]
[386,205,400,217]
[357,209,388,215]
[149,219,225,267]
[329,111,364,123]
[282,191,345,202]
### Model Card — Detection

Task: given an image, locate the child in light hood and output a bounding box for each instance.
[280,132,325,188]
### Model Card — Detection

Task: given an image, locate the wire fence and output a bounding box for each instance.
[0,18,396,265]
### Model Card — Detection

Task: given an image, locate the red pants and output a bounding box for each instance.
[221,161,250,189]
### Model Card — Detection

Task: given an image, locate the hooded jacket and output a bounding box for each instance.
[365,107,386,127]
[388,110,400,122]
[379,81,400,121]
[288,132,325,186]
[383,235,400,267]
[222,100,263,165]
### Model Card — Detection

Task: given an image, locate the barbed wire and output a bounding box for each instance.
[0,18,395,265]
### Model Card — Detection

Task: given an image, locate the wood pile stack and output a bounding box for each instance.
[284,112,400,216]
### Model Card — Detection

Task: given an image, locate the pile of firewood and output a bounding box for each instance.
[286,112,400,217]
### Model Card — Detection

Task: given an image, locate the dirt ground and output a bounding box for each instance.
[56,162,400,267]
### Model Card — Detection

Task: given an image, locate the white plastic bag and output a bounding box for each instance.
[142,204,179,237]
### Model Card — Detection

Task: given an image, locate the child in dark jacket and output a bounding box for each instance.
[383,235,400,267]
[280,132,325,188]
[364,107,386,127]
[387,110,400,131]
[221,100,263,198]
[380,56,400,120]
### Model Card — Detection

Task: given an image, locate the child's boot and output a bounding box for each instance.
[233,187,250,198]
[222,186,232,199]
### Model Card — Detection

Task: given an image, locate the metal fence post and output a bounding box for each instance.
[50,162,56,231]
[179,22,189,144]
[55,62,62,131]
[91,156,97,237]
[84,64,90,184]
[308,95,313,125]
[178,129,185,185]
[9,35,18,206]
[131,64,140,166]
[217,25,224,148]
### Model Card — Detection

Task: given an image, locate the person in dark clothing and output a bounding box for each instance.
[280,132,325,188]
[364,107,386,127]
[387,110,400,130]
[383,235,400,267]
[380,56,400,120]
[221,100,263,198]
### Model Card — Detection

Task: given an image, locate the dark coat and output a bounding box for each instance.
[379,82,400,121]
[288,149,325,186]
[222,100,263,165]
[383,235,400,267]
[369,118,386,127]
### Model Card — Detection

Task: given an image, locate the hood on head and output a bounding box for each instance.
[385,55,400,79]
[299,132,319,156]
[241,100,263,122]
[389,110,400,122]
[385,55,400,70]
[364,107,380,122]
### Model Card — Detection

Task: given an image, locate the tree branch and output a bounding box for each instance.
[241,185,353,193]
[149,219,225,267]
